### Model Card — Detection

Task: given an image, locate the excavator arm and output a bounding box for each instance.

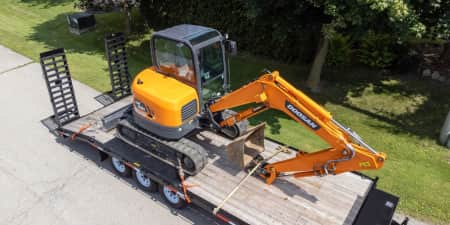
[209,71,386,184]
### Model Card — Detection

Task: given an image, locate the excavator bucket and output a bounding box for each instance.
[226,123,266,169]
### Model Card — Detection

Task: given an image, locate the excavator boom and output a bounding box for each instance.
[209,71,386,184]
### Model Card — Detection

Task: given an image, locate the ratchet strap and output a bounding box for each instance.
[70,123,92,141]
[177,158,198,204]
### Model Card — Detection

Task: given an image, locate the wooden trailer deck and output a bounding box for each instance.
[188,131,372,225]
[61,97,373,225]
[62,96,133,143]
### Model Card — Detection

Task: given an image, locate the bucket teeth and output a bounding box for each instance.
[226,123,266,169]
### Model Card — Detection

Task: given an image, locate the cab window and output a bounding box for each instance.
[154,37,196,85]
[199,42,225,100]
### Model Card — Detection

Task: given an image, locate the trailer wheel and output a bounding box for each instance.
[134,170,158,193]
[111,157,131,177]
[159,184,187,209]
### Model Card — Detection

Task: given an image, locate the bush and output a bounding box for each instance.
[75,0,139,11]
[357,31,397,68]
[138,0,327,63]
[326,34,352,67]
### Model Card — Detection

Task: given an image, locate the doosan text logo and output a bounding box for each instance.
[285,101,320,130]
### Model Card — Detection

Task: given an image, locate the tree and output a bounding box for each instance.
[307,32,329,92]
[412,0,450,40]
[411,0,450,62]
[306,0,425,91]
[139,0,328,63]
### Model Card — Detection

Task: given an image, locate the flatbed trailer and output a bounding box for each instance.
[39,46,406,225]
[42,95,403,225]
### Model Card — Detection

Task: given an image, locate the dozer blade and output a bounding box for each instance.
[226,123,266,169]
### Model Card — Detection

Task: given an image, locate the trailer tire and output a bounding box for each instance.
[134,170,158,193]
[159,184,187,209]
[111,156,132,177]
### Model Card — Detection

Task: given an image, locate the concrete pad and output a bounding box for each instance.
[0,168,41,225]
[0,45,32,74]
[0,63,101,197]
[0,58,218,224]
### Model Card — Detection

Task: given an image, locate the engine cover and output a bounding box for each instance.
[131,67,199,139]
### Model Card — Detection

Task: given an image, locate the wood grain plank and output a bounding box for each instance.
[187,130,373,225]
[62,96,132,143]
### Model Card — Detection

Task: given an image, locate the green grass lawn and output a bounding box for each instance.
[1,0,449,224]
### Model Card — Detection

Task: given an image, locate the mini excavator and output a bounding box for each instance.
[116,24,386,184]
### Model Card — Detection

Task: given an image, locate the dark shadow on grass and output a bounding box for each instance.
[27,12,151,90]
[27,11,150,57]
[249,110,283,135]
[316,68,450,141]
[28,13,117,55]
[127,39,152,77]
[231,62,449,142]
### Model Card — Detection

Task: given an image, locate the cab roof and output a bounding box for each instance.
[153,24,222,46]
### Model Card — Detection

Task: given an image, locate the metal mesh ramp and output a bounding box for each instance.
[105,32,131,100]
[40,48,80,126]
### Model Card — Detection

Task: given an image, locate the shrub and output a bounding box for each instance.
[357,31,397,68]
[326,34,352,67]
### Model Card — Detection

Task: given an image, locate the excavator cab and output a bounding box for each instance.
[131,24,237,140]
[151,24,235,103]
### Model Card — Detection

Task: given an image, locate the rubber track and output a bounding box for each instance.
[117,119,208,175]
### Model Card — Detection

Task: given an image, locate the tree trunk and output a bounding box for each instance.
[307,35,329,93]
[440,41,450,62]
[123,1,131,35]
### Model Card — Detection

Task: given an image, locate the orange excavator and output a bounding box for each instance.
[116,24,386,184]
